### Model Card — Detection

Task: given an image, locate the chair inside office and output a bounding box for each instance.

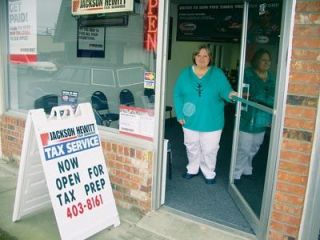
[119,89,135,106]
[91,91,119,127]
[34,94,59,114]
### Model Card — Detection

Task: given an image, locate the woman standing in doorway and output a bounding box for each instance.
[173,44,237,184]
[233,48,275,181]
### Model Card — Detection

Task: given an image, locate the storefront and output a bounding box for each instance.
[0,0,319,239]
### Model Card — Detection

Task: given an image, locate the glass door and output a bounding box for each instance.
[229,0,282,235]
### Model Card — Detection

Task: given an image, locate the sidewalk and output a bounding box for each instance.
[0,159,254,240]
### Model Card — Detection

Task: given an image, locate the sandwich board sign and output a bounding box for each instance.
[12,103,120,240]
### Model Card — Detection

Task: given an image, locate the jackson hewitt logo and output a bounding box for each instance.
[79,0,103,8]
[40,124,96,146]
[105,0,127,9]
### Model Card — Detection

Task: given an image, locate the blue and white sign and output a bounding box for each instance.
[13,103,119,240]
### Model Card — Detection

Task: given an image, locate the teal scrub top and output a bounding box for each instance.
[173,66,233,132]
[240,67,275,133]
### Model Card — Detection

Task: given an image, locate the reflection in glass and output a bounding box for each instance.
[8,0,157,129]
[234,110,272,216]
[233,1,281,218]
[234,48,275,181]
[233,50,275,217]
[242,49,276,107]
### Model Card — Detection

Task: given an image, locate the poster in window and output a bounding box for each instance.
[77,24,105,58]
[177,4,243,43]
[119,105,154,141]
[177,3,281,44]
[247,3,282,45]
[61,90,79,112]
[8,0,37,63]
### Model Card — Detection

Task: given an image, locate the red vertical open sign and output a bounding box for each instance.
[144,0,158,52]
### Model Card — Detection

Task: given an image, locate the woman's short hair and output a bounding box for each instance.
[192,44,213,65]
[250,48,271,69]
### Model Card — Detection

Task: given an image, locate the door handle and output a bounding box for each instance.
[241,83,250,112]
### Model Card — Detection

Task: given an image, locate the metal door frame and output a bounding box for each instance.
[228,0,296,238]
[153,0,296,238]
[152,0,170,210]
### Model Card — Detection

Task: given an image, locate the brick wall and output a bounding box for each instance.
[102,141,153,213]
[0,114,153,214]
[1,115,25,163]
[269,1,320,239]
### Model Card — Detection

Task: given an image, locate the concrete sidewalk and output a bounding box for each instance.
[0,159,254,240]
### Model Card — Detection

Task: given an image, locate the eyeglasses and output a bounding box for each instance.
[197,83,202,97]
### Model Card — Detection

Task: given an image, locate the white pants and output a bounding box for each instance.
[183,128,222,179]
[233,131,265,180]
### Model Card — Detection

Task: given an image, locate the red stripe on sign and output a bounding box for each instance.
[119,131,153,141]
[10,54,37,64]
[120,105,155,115]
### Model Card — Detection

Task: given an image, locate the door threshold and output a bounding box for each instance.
[159,206,257,240]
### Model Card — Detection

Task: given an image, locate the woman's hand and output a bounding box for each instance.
[229,91,238,101]
[178,119,185,126]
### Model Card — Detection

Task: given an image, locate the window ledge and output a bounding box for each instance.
[98,126,154,151]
